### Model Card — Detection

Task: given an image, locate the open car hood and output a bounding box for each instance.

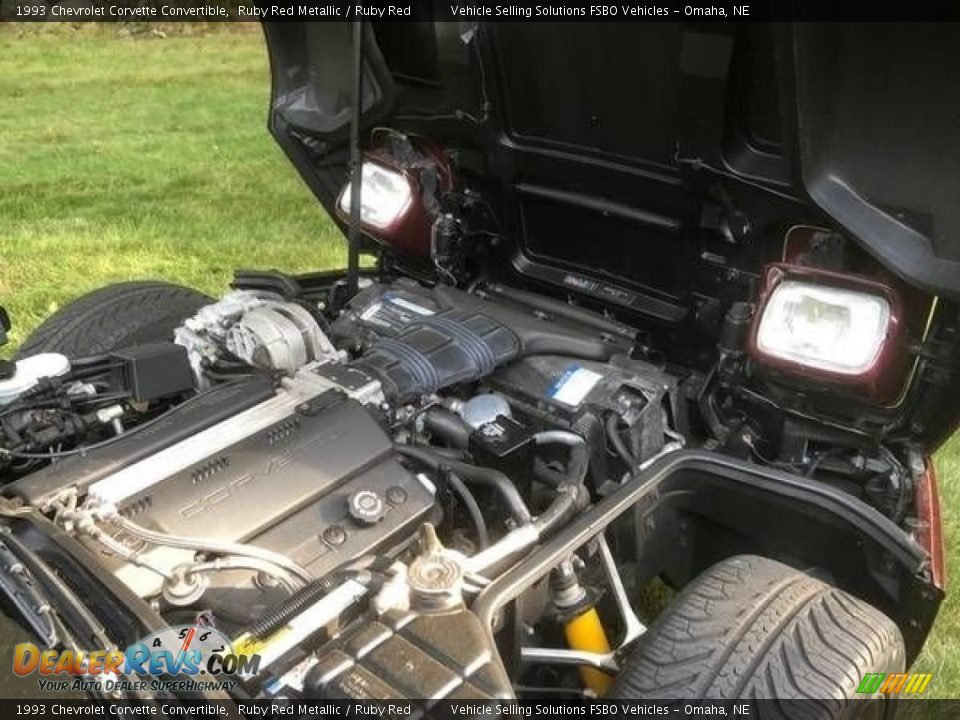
[261,20,960,449]
[789,24,960,299]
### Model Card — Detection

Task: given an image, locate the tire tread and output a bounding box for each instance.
[609,555,904,711]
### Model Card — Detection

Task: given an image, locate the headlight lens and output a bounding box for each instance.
[338,162,413,230]
[755,280,891,375]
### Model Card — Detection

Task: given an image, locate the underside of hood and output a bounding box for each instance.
[790,24,960,299]
[263,21,960,301]
[261,19,960,450]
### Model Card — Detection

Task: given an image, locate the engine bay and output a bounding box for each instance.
[0,268,943,700]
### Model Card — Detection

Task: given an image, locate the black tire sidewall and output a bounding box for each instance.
[14,281,211,359]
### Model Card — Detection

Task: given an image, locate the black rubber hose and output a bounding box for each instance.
[606,413,637,469]
[533,430,590,484]
[532,484,583,536]
[395,444,532,524]
[532,458,562,488]
[422,408,473,450]
[427,446,468,461]
[445,469,490,549]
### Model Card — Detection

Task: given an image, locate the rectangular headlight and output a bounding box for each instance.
[749,265,908,402]
[756,280,890,375]
[337,161,413,231]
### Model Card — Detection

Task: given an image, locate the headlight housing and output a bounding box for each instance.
[337,161,413,231]
[756,281,891,375]
[335,131,455,258]
[748,265,908,403]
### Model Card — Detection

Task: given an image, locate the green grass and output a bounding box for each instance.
[0,25,344,352]
[914,441,960,697]
[0,25,958,698]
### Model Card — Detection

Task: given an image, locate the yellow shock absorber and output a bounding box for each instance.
[552,560,614,696]
[564,606,614,696]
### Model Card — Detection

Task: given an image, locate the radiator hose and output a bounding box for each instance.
[394,444,532,525]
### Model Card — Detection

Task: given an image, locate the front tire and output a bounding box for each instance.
[15,281,210,358]
[610,555,905,715]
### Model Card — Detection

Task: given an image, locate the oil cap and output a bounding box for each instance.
[347,488,387,526]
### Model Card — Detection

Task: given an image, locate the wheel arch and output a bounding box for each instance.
[474,450,942,666]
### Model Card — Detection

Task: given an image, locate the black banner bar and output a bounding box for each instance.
[0,699,952,718]
[4,0,960,22]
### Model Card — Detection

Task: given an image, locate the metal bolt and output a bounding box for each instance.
[323,525,347,546]
[386,486,408,505]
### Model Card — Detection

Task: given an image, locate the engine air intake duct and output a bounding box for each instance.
[350,310,520,402]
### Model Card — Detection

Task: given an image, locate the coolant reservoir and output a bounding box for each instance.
[0,353,70,405]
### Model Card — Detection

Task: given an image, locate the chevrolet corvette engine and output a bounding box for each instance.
[0,279,678,699]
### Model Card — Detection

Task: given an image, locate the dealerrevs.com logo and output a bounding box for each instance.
[13,624,261,694]
[856,672,934,695]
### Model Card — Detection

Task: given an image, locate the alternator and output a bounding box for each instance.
[175,290,341,383]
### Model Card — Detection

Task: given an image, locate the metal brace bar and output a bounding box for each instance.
[519,531,646,674]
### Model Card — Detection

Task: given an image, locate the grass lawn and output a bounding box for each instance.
[0,25,345,350]
[1,24,958,697]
